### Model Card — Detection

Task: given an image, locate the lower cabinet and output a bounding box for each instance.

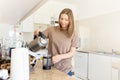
[73,52,88,80]
[112,57,120,80]
[88,54,112,80]
[73,52,120,80]
[112,68,120,80]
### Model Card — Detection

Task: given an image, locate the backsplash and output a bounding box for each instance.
[76,11,120,52]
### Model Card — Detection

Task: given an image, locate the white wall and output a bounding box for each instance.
[0,23,14,38]
[78,11,120,52]
[75,21,90,50]
[77,0,120,20]
[75,0,120,52]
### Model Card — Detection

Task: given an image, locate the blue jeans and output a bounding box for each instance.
[67,71,73,76]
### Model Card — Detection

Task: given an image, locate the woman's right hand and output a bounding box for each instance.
[52,55,62,64]
[34,29,40,36]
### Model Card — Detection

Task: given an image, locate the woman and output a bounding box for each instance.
[34,8,78,76]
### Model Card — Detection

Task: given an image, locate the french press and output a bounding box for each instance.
[42,55,52,70]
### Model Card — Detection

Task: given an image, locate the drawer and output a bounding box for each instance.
[112,57,120,70]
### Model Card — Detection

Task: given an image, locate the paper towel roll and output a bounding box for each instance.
[11,48,29,80]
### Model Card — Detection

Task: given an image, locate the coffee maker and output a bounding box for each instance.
[28,32,47,52]
[28,32,52,70]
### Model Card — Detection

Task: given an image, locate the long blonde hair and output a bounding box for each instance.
[58,8,74,37]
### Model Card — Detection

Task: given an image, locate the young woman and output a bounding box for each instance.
[34,8,78,76]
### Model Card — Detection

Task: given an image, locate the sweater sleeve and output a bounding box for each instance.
[42,27,52,38]
[71,32,79,48]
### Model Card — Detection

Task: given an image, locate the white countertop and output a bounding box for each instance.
[76,49,120,58]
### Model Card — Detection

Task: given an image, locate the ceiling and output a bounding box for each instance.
[51,0,80,4]
[0,0,48,25]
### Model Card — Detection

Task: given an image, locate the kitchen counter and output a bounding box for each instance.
[76,49,120,58]
[30,60,76,80]
[112,62,120,70]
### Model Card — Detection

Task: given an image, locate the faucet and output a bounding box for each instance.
[112,49,116,55]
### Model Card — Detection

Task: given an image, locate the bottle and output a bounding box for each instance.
[7,28,17,48]
[50,17,55,26]
[16,32,23,48]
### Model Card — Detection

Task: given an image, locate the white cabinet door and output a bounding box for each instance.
[34,23,49,32]
[88,54,111,80]
[112,68,119,80]
[73,52,88,80]
[112,57,120,80]
[22,15,34,32]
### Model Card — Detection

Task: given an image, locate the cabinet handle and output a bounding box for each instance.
[116,69,120,80]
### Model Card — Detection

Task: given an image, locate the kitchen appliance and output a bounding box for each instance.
[42,55,52,70]
[28,32,47,52]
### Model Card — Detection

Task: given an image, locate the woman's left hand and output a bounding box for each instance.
[52,55,62,64]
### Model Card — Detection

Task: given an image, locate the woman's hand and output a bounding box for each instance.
[52,55,62,64]
[34,29,40,36]
[52,47,76,64]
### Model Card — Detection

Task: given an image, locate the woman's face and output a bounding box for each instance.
[59,14,69,30]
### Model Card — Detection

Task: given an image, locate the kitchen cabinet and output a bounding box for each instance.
[112,68,119,80]
[73,51,88,80]
[112,57,120,80]
[34,23,50,32]
[88,54,112,80]
[33,1,78,24]
[21,15,34,32]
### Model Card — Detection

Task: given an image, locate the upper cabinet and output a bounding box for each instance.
[21,15,34,32]
[20,1,78,32]
[33,1,78,24]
